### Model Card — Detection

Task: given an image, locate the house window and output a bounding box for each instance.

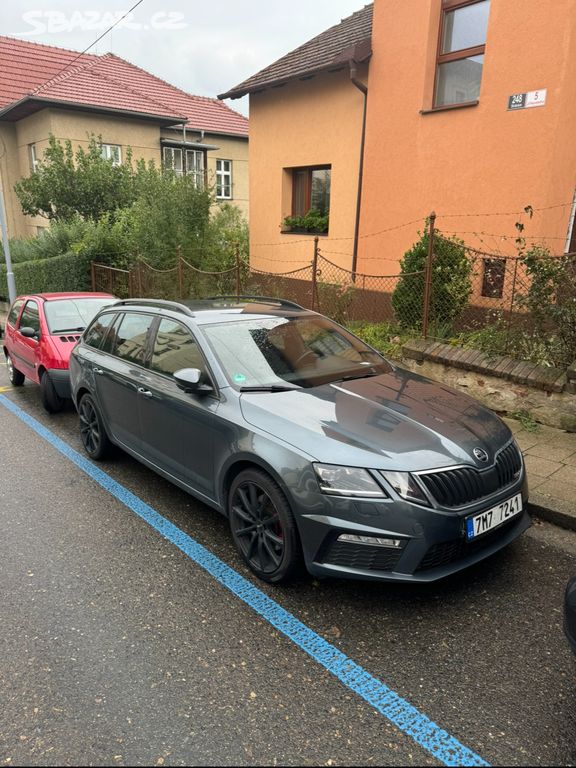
[163,147,205,187]
[292,166,331,216]
[481,258,506,298]
[29,144,39,173]
[186,149,205,188]
[216,159,233,199]
[434,0,490,108]
[101,144,122,165]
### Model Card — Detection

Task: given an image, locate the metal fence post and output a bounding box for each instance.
[177,246,184,299]
[311,237,319,311]
[91,262,96,292]
[505,257,519,354]
[235,242,241,299]
[422,211,436,338]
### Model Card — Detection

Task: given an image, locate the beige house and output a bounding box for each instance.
[0,36,249,240]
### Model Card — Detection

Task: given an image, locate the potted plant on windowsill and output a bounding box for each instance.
[282,208,329,235]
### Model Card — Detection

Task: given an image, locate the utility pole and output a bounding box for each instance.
[0,182,16,303]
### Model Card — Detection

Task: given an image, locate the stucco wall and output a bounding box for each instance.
[248,66,368,273]
[358,0,576,273]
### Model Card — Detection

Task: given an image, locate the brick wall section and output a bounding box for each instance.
[401,340,576,432]
[402,340,572,394]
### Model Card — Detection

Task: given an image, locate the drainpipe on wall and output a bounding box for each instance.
[349,61,368,278]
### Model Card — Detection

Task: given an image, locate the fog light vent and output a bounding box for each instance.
[338,534,404,549]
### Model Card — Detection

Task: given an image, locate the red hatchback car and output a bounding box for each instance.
[3,292,116,412]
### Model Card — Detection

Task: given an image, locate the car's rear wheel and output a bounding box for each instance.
[78,393,111,461]
[228,468,303,583]
[5,353,25,386]
[40,372,65,413]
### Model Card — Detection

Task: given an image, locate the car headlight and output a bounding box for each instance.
[379,471,430,506]
[314,464,387,498]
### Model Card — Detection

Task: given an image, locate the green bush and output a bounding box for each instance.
[0,251,91,299]
[283,208,329,233]
[392,229,472,332]
[516,246,576,367]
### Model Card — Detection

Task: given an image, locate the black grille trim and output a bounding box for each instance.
[418,442,522,508]
[321,540,403,572]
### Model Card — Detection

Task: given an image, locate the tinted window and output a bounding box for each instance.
[84,312,116,349]
[19,301,40,333]
[44,297,116,333]
[108,313,154,365]
[150,319,205,376]
[7,300,24,326]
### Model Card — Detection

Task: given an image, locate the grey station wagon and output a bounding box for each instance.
[70,297,530,584]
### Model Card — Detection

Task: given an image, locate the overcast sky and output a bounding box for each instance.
[2,1,368,115]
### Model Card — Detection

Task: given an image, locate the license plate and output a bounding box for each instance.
[466,493,522,541]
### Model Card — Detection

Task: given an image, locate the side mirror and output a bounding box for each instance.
[20,326,39,340]
[173,368,213,395]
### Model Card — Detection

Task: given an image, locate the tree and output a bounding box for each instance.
[14,134,136,221]
[392,228,472,333]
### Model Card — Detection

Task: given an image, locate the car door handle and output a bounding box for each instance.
[93,367,104,375]
[137,388,153,398]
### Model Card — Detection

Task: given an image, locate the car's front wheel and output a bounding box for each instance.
[5,353,25,386]
[228,468,303,584]
[40,372,64,413]
[78,393,111,461]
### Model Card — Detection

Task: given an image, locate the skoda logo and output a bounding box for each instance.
[473,448,489,463]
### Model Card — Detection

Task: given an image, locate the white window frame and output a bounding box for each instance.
[186,149,205,189]
[163,146,183,175]
[101,143,122,166]
[29,143,40,173]
[216,159,233,200]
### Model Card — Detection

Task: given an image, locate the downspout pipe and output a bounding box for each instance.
[349,61,368,278]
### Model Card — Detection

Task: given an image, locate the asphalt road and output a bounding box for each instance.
[0,366,575,767]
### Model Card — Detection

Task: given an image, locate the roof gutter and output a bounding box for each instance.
[349,61,368,278]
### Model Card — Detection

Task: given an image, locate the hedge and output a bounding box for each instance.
[0,251,92,300]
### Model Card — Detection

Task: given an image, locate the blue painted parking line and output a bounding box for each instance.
[0,394,489,767]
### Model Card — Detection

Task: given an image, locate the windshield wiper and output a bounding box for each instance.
[52,326,85,333]
[240,384,299,393]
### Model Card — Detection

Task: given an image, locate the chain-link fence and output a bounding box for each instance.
[91,219,576,369]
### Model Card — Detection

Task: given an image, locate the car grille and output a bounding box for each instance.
[321,540,404,572]
[417,442,522,508]
[416,516,520,572]
[59,335,81,343]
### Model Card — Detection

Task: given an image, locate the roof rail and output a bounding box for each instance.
[111,298,195,316]
[206,295,305,310]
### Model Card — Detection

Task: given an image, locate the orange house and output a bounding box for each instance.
[221,0,576,295]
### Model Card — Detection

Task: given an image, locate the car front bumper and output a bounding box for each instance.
[47,368,72,398]
[293,475,530,583]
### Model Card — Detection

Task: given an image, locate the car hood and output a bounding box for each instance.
[239,367,512,471]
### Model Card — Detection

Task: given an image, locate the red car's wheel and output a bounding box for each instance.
[5,353,25,386]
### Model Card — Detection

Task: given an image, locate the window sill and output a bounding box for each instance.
[420,100,479,115]
[281,229,329,236]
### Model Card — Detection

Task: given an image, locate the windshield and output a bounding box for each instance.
[45,298,116,334]
[202,315,391,390]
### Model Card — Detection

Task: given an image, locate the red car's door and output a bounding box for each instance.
[12,299,42,383]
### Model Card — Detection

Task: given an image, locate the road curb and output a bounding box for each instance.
[529,492,576,533]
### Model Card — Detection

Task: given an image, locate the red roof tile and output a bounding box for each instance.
[0,36,248,137]
[219,4,373,101]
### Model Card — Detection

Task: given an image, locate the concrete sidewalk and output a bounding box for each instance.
[505,417,576,531]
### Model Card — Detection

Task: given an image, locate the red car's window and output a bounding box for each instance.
[7,299,24,326]
[19,301,40,334]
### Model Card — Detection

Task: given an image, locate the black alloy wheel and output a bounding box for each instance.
[79,393,111,461]
[5,353,25,386]
[228,469,302,584]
